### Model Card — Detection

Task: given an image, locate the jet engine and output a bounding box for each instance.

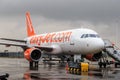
[24,48,42,62]
[85,52,102,61]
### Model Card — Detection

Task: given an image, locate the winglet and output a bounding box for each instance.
[26,12,36,37]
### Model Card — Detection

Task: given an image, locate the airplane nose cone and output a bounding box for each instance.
[81,38,105,54]
[91,39,104,53]
[98,39,104,49]
[85,38,105,54]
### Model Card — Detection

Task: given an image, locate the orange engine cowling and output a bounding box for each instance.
[85,52,102,61]
[24,48,41,62]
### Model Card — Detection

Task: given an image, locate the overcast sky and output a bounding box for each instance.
[0,0,120,51]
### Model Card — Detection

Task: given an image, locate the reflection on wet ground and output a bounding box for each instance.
[0,58,120,80]
[23,63,118,80]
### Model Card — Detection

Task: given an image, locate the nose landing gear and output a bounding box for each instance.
[29,61,39,70]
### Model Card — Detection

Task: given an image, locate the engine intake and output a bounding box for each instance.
[24,48,41,62]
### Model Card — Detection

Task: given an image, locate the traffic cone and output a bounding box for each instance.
[65,63,69,73]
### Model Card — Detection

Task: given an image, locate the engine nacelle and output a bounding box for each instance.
[85,52,102,61]
[24,48,41,62]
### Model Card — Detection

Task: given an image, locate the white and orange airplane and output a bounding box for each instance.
[0,12,105,68]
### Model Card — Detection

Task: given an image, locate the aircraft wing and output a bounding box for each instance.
[0,42,53,52]
[0,42,27,48]
[0,38,26,43]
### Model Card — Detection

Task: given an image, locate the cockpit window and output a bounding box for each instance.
[81,34,100,38]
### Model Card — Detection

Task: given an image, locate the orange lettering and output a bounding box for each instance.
[30,31,72,45]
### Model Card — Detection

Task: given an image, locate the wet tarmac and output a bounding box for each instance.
[0,58,120,80]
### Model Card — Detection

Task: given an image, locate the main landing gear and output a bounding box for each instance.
[66,54,89,73]
[29,61,39,70]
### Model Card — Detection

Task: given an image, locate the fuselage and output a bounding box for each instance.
[26,28,104,55]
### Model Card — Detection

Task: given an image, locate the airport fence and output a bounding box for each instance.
[0,52,24,58]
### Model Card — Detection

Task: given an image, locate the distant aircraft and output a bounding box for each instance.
[0,12,104,69]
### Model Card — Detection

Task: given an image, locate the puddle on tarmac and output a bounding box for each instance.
[22,63,120,80]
